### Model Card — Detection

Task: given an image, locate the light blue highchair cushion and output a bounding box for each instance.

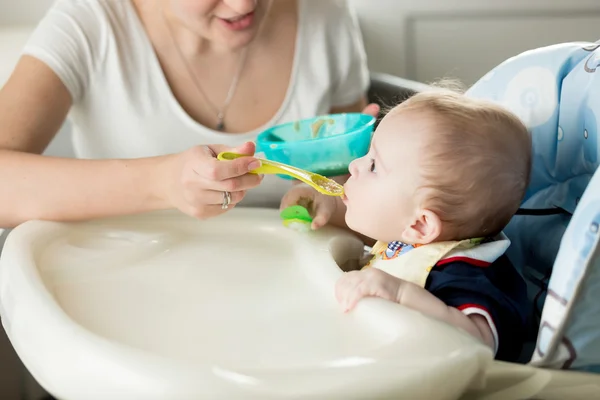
[466,41,600,371]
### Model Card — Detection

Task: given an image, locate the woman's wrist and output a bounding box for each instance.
[135,154,176,212]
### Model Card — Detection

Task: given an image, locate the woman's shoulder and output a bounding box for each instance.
[44,0,121,17]
[22,0,141,102]
[302,0,355,17]
[301,0,359,29]
[29,0,141,59]
[42,0,135,32]
[300,0,362,51]
[298,0,365,65]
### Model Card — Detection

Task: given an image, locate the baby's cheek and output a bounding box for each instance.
[346,194,377,235]
[367,186,401,236]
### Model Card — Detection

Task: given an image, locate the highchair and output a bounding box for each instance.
[2,43,600,399]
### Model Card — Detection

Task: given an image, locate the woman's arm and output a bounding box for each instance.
[0,57,174,227]
[0,57,260,228]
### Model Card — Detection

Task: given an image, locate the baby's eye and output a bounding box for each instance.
[369,159,377,173]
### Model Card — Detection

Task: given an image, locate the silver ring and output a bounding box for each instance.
[221,191,232,209]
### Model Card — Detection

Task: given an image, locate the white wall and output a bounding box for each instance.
[0,0,53,25]
[350,0,600,84]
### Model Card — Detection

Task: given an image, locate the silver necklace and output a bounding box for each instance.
[162,11,249,131]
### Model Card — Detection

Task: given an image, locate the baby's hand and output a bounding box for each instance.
[280,183,338,230]
[335,269,403,312]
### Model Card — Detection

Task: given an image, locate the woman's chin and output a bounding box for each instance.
[215,33,256,51]
[213,21,260,50]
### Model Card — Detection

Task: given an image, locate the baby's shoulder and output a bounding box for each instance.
[430,254,527,301]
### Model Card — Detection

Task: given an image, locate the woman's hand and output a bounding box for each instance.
[163,141,263,219]
[280,183,339,230]
[330,98,380,117]
[361,103,380,118]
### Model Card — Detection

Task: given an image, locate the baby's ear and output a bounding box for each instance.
[403,209,442,244]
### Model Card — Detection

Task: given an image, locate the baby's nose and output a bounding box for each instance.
[348,159,359,177]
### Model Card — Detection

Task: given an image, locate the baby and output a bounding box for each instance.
[280,89,531,362]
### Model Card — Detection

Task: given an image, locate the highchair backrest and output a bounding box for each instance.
[466,41,600,371]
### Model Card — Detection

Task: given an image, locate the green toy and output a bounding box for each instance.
[280,205,313,233]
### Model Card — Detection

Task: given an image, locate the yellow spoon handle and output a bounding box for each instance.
[250,162,287,176]
[217,151,306,178]
[216,151,344,196]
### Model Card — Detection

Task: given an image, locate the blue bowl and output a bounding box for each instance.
[256,113,375,179]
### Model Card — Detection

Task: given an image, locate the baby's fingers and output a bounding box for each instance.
[280,187,312,210]
[344,282,374,312]
[311,198,336,230]
[311,208,332,230]
[335,271,367,312]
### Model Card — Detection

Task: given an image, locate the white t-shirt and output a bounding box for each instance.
[22,0,370,208]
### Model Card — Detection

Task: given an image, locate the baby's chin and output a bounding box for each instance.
[343,209,358,231]
[345,211,405,244]
[344,210,371,238]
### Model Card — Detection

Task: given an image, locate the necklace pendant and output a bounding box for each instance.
[216,114,225,131]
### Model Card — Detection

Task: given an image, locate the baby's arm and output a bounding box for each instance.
[336,269,495,350]
[395,278,495,349]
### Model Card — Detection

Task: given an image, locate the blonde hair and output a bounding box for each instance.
[393,88,532,240]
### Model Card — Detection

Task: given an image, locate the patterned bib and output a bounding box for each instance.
[363,236,510,287]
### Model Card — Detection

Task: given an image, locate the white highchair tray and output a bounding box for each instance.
[0,208,495,399]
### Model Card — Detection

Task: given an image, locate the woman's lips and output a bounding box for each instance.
[219,12,255,31]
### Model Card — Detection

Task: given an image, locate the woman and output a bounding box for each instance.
[0,0,377,228]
